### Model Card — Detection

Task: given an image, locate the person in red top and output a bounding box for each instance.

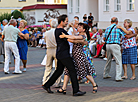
[94,29,104,58]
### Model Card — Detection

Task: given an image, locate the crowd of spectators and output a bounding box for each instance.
[88,18,138,66]
[27,27,47,48]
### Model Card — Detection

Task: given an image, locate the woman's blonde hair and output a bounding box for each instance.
[20,20,27,27]
[124,19,132,27]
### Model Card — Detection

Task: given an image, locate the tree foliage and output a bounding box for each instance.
[11,10,24,19]
[0,13,11,22]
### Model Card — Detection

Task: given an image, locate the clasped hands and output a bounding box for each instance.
[59,32,74,43]
[18,32,24,39]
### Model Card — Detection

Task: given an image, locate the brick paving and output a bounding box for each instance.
[0,47,138,102]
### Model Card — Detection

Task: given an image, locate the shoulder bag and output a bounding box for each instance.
[103,25,116,51]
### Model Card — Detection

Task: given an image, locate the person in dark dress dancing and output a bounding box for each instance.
[57,23,98,94]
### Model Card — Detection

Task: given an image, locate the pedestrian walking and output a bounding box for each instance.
[88,13,94,28]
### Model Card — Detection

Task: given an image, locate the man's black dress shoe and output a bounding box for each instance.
[42,85,54,93]
[73,91,86,96]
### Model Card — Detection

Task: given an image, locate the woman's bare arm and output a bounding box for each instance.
[125,33,137,39]
[59,32,83,40]
[117,26,132,35]
[18,32,29,40]
[67,39,87,45]
[136,35,138,42]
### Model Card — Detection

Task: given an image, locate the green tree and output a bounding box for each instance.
[0,13,11,22]
[11,10,24,19]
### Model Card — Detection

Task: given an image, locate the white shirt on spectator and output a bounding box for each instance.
[42,32,46,38]
[96,35,104,44]
[68,27,78,54]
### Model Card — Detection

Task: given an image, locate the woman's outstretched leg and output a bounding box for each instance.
[86,75,98,93]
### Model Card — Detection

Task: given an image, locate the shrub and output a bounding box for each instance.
[11,10,24,19]
[0,13,11,22]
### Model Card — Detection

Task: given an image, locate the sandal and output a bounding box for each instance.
[121,76,128,79]
[130,77,136,80]
[93,84,98,94]
[57,88,66,94]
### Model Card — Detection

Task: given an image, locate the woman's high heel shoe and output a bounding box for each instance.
[93,84,98,94]
[57,88,66,94]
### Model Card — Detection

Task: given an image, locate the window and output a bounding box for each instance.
[127,0,135,10]
[104,0,109,11]
[76,0,80,12]
[61,0,64,3]
[115,0,121,11]
[37,0,44,2]
[19,0,26,2]
[69,0,73,13]
[54,0,61,3]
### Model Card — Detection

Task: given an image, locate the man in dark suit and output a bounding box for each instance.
[42,14,86,96]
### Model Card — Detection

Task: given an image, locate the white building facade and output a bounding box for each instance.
[21,4,67,25]
[67,0,98,24]
[45,0,67,4]
[68,0,138,29]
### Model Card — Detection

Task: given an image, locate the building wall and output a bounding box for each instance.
[87,0,98,22]
[0,0,67,13]
[45,0,67,4]
[23,8,67,25]
[67,0,88,22]
[98,0,138,29]
[67,0,98,23]
[23,10,36,25]
[36,9,67,25]
[67,0,138,29]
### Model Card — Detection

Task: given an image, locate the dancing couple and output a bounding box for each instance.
[42,14,98,96]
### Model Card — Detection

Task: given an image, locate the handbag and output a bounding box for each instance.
[41,55,55,67]
[103,25,116,51]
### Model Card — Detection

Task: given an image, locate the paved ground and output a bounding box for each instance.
[0,47,138,102]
